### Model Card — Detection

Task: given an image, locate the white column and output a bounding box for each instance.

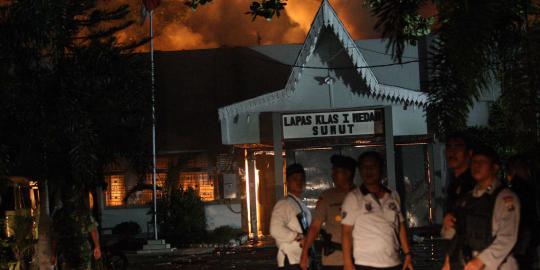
[247,151,258,239]
[384,106,397,190]
[273,112,284,200]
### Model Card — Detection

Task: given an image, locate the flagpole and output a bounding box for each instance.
[150,10,158,241]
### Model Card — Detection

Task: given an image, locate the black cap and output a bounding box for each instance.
[472,145,501,165]
[331,155,357,173]
[286,163,305,178]
[446,131,474,150]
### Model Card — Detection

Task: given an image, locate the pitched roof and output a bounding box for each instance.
[218,0,427,120]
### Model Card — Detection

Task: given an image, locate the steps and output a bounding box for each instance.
[136,239,174,254]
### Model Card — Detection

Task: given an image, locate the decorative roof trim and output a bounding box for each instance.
[219,89,288,120]
[217,84,426,120]
[218,0,427,120]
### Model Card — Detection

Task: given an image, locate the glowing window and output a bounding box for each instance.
[156,158,169,170]
[178,172,215,201]
[139,173,167,204]
[106,175,126,207]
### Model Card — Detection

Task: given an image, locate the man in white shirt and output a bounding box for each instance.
[270,163,312,269]
[341,151,413,270]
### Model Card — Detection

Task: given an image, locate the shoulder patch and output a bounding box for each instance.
[503,196,515,211]
[388,202,398,211]
[365,203,372,212]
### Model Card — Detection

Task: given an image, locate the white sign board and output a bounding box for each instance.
[282,110,382,140]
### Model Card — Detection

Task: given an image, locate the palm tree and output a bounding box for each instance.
[364,0,539,163]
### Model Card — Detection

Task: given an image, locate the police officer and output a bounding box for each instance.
[442,146,520,270]
[442,132,476,240]
[270,163,312,269]
[299,155,357,270]
[341,151,413,270]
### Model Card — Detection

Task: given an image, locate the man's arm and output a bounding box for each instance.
[90,227,101,259]
[342,224,354,270]
[270,200,299,243]
[441,213,456,239]
[399,222,411,254]
[299,218,322,270]
[391,191,413,270]
[50,239,57,265]
[399,222,413,270]
[340,192,359,270]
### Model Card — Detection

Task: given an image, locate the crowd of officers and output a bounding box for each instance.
[270,132,538,270]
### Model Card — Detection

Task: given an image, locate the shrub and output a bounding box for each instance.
[207,226,243,244]
[111,221,141,237]
[156,187,207,247]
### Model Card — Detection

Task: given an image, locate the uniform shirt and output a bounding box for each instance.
[445,180,520,270]
[341,185,404,268]
[442,169,476,240]
[445,169,475,214]
[270,194,312,267]
[313,187,350,266]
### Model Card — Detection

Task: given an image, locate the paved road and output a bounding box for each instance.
[127,244,276,270]
[126,237,444,270]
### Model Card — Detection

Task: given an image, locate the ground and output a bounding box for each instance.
[125,236,445,270]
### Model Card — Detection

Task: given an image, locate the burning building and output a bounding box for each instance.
[99,0,497,240]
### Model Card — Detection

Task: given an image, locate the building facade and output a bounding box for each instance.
[218,0,497,238]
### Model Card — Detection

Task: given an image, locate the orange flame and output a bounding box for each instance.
[108,0,382,52]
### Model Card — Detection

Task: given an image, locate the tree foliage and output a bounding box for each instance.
[365,0,433,62]
[365,1,539,156]
[156,187,207,246]
[187,0,287,21]
[0,0,151,190]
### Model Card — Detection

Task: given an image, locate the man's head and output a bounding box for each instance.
[286,163,306,196]
[471,145,500,183]
[330,155,357,189]
[358,151,384,185]
[61,184,79,203]
[506,155,531,181]
[445,132,473,172]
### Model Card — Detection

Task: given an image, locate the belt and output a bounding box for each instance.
[323,242,342,256]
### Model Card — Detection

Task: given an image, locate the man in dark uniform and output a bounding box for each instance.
[442,146,520,270]
[505,155,538,269]
[299,155,357,270]
[442,132,476,240]
[50,186,101,270]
